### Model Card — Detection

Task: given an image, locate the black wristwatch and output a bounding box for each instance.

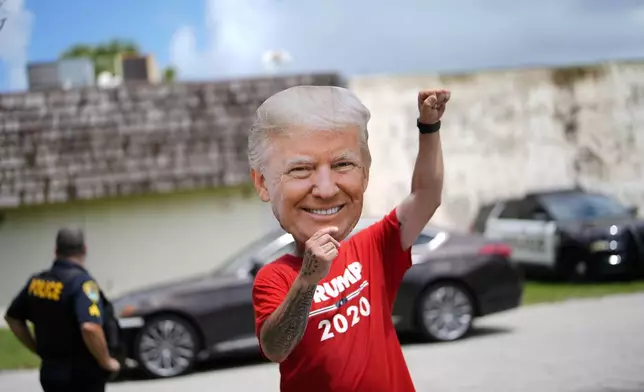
[417,119,441,134]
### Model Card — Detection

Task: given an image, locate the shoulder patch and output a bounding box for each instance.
[88,303,101,317]
[82,280,100,303]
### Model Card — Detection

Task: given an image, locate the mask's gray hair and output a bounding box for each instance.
[248,85,372,174]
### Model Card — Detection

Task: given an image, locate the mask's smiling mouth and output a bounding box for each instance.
[303,205,345,216]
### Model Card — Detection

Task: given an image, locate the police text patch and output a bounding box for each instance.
[28,279,63,301]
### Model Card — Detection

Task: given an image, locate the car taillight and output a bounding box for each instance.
[478,243,512,258]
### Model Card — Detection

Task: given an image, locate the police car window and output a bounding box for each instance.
[498,200,525,219]
[516,200,550,221]
[541,193,630,221]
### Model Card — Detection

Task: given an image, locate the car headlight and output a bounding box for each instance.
[589,240,618,253]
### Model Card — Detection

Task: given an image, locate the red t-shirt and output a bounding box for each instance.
[252,208,415,392]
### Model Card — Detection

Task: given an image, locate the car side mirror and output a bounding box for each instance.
[249,260,263,277]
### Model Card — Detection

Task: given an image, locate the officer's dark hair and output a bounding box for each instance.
[55,228,86,258]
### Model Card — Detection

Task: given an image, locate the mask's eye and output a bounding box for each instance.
[334,162,356,172]
[288,167,312,178]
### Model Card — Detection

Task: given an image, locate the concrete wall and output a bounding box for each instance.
[0,191,277,307]
[351,61,644,230]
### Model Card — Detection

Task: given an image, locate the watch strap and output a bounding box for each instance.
[417,119,441,134]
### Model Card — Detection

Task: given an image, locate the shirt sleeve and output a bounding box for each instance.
[72,278,104,326]
[252,264,290,355]
[5,280,31,321]
[364,208,412,294]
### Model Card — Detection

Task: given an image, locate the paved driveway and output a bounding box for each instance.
[2,293,644,392]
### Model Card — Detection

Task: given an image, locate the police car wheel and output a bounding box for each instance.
[416,282,474,342]
[134,315,199,378]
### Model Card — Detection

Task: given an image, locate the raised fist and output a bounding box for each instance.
[298,227,341,285]
[418,89,451,125]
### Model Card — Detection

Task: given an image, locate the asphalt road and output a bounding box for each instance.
[2,293,644,392]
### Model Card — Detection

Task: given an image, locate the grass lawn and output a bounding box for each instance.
[1,280,644,371]
[522,280,644,305]
[0,328,40,370]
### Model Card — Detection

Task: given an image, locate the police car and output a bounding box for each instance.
[471,188,644,281]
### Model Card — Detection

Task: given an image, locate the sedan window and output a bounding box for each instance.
[214,229,285,275]
[265,242,297,263]
[411,233,436,254]
[414,234,434,245]
[263,232,437,262]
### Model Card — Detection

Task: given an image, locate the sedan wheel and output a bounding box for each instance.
[135,315,199,378]
[418,282,474,342]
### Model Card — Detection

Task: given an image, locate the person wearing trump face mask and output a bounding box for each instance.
[250,85,449,392]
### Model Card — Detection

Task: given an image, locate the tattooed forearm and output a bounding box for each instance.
[260,278,317,362]
[260,232,336,362]
[299,249,320,278]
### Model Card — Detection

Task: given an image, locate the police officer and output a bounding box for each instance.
[3,228,121,392]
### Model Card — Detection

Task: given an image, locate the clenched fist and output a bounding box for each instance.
[102,357,121,375]
[418,89,451,125]
[298,227,341,285]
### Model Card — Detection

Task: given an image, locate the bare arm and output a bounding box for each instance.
[259,276,317,363]
[73,279,118,372]
[397,90,449,250]
[81,322,113,368]
[397,131,444,249]
[4,316,37,355]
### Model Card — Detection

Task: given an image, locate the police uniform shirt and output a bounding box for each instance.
[5,259,105,363]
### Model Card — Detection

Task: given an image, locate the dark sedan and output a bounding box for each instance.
[112,218,523,378]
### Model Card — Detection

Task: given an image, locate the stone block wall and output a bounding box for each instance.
[0,73,343,208]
